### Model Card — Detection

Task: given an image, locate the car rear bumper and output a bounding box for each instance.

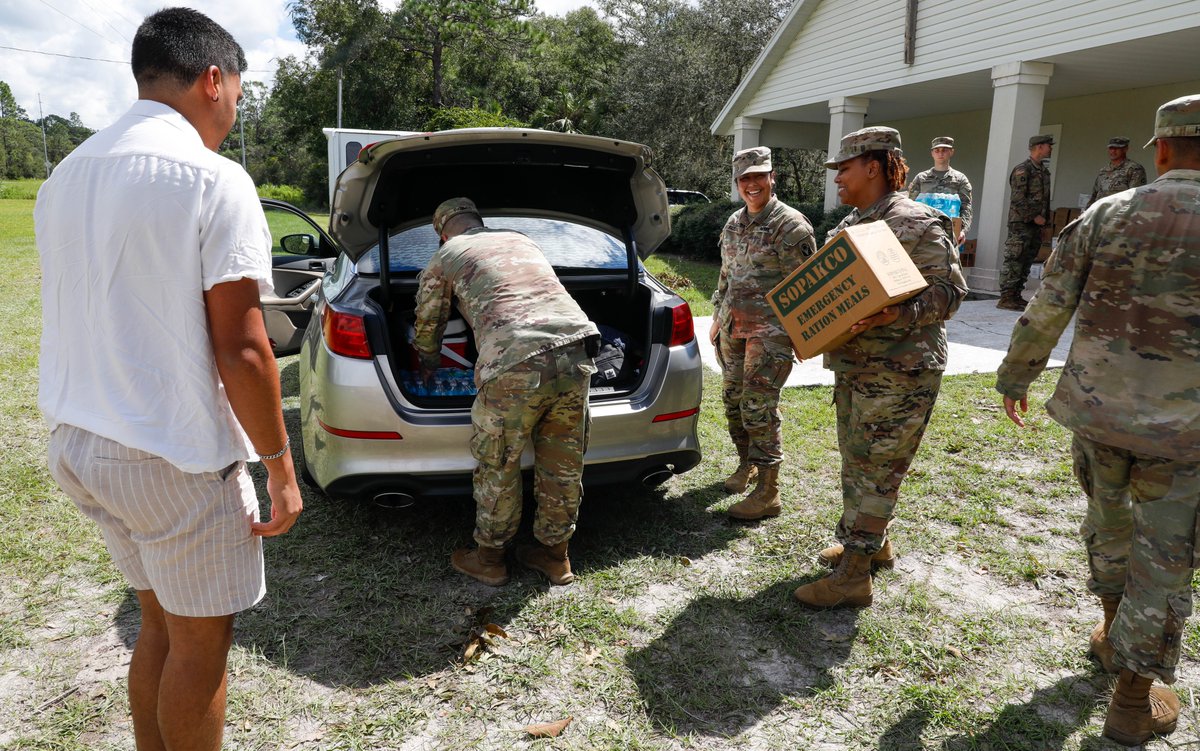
[322,449,702,503]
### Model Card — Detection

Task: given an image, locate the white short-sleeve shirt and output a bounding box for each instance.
[36,100,274,473]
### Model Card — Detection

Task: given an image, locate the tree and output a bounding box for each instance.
[594,0,791,197]
[389,0,537,108]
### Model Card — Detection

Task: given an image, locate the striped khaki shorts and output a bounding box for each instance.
[48,424,265,617]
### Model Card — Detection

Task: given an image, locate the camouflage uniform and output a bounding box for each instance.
[906,166,973,235]
[996,167,1200,684]
[413,226,598,548]
[1000,154,1052,298]
[824,192,968,554]
[1088,159,1147,206]
[711,195,815,466]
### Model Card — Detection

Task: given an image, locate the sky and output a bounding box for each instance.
[0,0,596,130]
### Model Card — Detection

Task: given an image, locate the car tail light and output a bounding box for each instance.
[652,407,699,423]
[323,308,372,359]
[668,301,694,347]
[318,419,402,440]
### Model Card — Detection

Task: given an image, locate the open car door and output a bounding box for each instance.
[260,198,339,356]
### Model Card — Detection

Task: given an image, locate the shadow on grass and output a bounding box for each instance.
[112,440,748,689]
[877,674,1108,750]
[626,580,858,737]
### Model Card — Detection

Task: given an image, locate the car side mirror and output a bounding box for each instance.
[280,233,317,255]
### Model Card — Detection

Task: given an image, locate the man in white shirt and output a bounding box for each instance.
[35,8,301,750]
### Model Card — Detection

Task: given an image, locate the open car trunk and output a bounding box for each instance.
[367,277,654,408]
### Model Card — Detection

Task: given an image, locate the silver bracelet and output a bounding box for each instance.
[258,437,290,461]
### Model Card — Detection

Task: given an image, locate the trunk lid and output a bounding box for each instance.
[328,128,671,263]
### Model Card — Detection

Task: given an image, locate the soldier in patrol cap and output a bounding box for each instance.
[414,197,600,587]
[997,94,1200,746]
[906,135,973,245]
[792,126,967,609]
[997,134,1054,310]
[1087,136,1147,206]
[710,146,815,520]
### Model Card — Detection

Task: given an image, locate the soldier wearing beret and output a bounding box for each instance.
[710,146,816,520]
[997,134,1054,311]
[1087,136,1148,206]
[997,95,1200,746]
[792,127,967,610]
[906,136,973,245]
[413,198,600,587]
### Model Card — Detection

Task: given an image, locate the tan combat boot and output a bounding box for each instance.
[1103,668,1180,746]
[728,464,780,520]
[451,545,509,586]
[995,293,1026,311]
[517,540,574,585]
[817,538,895,572]
[792,549,873,609]
[1089,595,1121,674]
[723,453,758,495]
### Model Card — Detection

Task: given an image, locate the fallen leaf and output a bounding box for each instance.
[677,556,692,566]
[463,639,481,662]
[946,646,964,659]
[483,623,508,639]
[582,647,602,665]
[525,716,572,738]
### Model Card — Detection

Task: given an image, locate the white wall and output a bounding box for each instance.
[747,0,1200,116]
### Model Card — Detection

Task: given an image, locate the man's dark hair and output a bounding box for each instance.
[1165,136,1200,162]
[131,7,247,89]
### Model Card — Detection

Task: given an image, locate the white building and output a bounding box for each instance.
[711,0,1200,292]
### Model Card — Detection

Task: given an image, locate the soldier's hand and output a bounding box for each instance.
[956,230,966,246]
[709,318,719,346]
[419,360,436,387]
[848,306,900,335]
[1004,395,1029,427]
[1034,215,1046,226]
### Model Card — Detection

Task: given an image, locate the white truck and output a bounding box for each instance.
[323,127,417,206]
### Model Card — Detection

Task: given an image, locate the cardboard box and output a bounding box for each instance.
[960,239,976,268]
[767,222,928,360]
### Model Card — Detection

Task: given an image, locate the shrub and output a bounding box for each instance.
[0,179,43,200]
[659,199,855,262]
[257,184,306,205]
[423,107,526,131]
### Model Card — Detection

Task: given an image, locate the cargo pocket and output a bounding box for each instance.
[470,400,507,466]
[1160,593,1191,667]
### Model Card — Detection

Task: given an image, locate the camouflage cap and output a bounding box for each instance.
[824,126,903,169]
[1107,136,1130,148]
[432,197,479,235]
[931,136,955,150]
[1145,94,1200,147]
[1029,134,1054,148]
[732,146,772,179]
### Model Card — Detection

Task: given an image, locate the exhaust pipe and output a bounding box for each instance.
[373,492,416,509]
[641,468,674,488]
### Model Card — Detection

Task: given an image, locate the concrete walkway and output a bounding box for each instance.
[695,298,1074,387]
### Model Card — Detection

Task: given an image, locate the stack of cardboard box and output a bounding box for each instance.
[1039,206,1082,260]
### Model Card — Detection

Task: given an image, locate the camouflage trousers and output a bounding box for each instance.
[1073,433,1200,684]
[717,332,794,466]
[999,222,1042,297]
[470,342,595,549]
[833,369,943,555]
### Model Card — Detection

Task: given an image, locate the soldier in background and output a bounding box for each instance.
[906,136,973,245]
[413,198,599,587]
[794,126,967,610]
[996,95,1200,747]
[997,134,1054,311]
[709,147,815,520]
[1088,136,1147,206]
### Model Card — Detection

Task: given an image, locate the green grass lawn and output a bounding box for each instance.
[3,196,1195,749]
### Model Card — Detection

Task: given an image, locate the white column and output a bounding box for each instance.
[729,116,763,201]
[824,97,870,210]
[971,61,1054,292]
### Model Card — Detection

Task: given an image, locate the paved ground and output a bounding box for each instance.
[695,295,1074,387]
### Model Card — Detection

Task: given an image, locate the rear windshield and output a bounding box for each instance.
[355,217,629,274]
